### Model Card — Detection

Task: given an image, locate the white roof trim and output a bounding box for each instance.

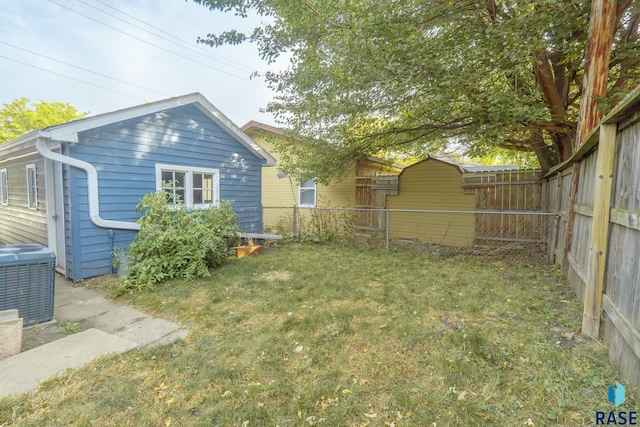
[0,93,276,165]
[192,96,276,166]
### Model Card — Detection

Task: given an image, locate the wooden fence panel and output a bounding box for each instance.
[462,170,545,244]
[606,122,640,327]
[545,104,640,391]
[354,176,398,233]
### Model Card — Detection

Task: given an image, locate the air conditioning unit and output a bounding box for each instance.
[0,244,56,327]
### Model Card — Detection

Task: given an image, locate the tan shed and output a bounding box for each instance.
[386,157,476,247]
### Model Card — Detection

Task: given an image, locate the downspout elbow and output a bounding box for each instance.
[35,137,141,231]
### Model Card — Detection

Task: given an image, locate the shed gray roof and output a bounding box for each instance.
[462,164,520,172]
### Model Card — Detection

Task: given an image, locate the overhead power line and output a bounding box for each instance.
[0,51,269,125]
[0,41,170,97]
[84,0,256,74]
[0,54,143,100]
[47,0,264,84]
[0,1,274,123]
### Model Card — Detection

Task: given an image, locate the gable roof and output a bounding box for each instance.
[403,156,468,174]
[242,120,285,136]
[0,93,276,166]
[242,120,405,171]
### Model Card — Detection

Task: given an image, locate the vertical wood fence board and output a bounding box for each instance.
[631,229,640,328]
[578,152,598,207]
[612,129,634,211]
[572,214,592,276]
[604,224,623,311]
[602,295,640,378]
[602,314,620,364]
[620,127,639,212]
[563,164,582,260]
[562,171,574,209]
[602,315,631,383]
[631,129,640,213]
[582,124,616,338]
[621,227,640,323]
[566,254,587,300]
[548,175,561,261]
[557,169,573,276]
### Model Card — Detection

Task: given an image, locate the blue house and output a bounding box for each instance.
[0,93,276,280]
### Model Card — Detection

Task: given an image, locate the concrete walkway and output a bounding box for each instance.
[0,276,189,397]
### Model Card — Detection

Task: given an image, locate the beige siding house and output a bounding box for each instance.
[386,157,476,246]
[242,121,402,209]
[0,148,48,246]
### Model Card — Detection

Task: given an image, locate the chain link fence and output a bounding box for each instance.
[263,206,556,260]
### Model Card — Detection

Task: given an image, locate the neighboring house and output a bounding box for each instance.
[241,121,403,208]
[0,93,275,280]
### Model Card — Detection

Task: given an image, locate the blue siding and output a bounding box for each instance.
[62,158,76,280]
[67,104,263,279]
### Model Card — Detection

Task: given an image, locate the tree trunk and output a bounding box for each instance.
[574,0,617,148]
[530,130,556,173]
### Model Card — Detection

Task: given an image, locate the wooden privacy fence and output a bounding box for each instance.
[354,176,398,234]
[461,170,546,245]
[355,170,547,246]
[355,170,548,245]
[544,86,640,391]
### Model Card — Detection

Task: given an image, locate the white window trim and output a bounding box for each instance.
[155,164,220,209]
[298,179,317,207]
[26,164,37,209]
[1,168,7,205]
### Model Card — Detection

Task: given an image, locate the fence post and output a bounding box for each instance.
[292,205,298,237]
[385,209,390,253]
[582,123,616,339]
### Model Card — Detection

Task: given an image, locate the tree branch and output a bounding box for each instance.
[533,51,567,122]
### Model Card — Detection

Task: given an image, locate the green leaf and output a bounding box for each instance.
[194,0,640,173]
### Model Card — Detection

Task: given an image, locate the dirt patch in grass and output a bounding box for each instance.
[257,270,292,281]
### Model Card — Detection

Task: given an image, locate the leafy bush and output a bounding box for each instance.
[115,191,241,294]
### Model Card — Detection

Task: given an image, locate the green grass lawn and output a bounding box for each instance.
[0,242,626,426]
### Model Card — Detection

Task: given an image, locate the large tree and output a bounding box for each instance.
[196,0,639,180]
[0,98,87,143]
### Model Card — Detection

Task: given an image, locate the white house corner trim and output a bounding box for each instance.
[43,157,57,252]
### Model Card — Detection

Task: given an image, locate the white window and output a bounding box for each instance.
[155,164,219,208]
[299,179,316,207]
[1,169,7,205]
[26,164,37,209]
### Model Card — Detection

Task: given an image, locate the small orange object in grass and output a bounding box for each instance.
[234,237,263,258]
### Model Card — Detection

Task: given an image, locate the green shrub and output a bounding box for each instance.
[115,191,241,294]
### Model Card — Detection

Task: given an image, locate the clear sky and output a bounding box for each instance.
[0,0,280,128]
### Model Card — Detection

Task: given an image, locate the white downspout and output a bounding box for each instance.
[35,137,141,231]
